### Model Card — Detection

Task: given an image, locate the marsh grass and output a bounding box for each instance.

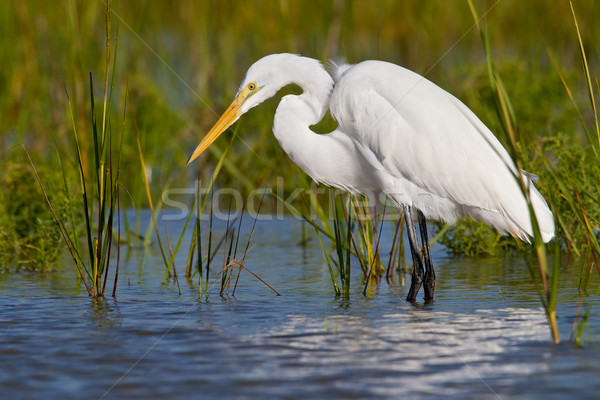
[560,1,600,345]
[26,1,124,296]
[70,9,123,297]
[530,1,600,345]
[0,157,67,272]
[466,0,560,342]
[466,0,600,343]
[132,116,241,294]
[215,192,280,297]
[273,187,411,297]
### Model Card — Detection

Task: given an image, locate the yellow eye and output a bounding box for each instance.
[248,82,257,90]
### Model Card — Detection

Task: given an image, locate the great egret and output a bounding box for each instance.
[187,53,555,302]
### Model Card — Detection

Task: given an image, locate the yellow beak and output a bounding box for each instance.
[186,94,245,165]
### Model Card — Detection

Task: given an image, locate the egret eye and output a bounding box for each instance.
[248,82,257,91]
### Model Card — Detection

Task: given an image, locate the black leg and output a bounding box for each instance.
[403,205,423,302]
[418,211,435,301]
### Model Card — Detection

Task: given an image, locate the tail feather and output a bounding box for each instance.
[503,182,554,243]
[466,179,554,244]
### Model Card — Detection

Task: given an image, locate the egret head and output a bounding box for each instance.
[186,54,293,165]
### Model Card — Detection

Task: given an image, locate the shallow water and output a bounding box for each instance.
[1,214,599,399]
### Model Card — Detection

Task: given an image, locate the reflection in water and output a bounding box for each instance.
[88,297,122,330]
[260,308,550,395]
[0,216,598,399]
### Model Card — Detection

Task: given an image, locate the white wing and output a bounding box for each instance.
[330,60,554,242]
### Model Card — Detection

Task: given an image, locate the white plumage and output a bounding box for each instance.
[187,53,555,300]
[329,59,554,242]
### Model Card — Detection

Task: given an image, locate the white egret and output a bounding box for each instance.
[187,53,555,302]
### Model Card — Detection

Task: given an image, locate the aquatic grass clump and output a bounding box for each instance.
[151,132,239,295]
[215,195,280,297]
[27,1,125,297]
[138,119,279,297]
[275,187,410,298]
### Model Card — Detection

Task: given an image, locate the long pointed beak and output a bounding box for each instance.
[186,95,244,165]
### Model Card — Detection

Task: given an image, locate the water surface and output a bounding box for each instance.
[1,215,599,399]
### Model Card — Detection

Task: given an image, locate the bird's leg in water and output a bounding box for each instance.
[404,205,424,302]
[418,211,435,301]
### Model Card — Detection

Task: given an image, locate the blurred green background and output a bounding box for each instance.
[1,0,599,269]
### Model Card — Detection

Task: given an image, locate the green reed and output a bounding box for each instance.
[468,0,562,342]
[275,186,412,298]
[562,1,600,345]
[27,1,124,296]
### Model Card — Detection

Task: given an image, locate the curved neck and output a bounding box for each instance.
[271,57,335,172]
[267,55,372,193]
[273,56,334,124]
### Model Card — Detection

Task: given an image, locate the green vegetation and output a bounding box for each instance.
[25,4,125,296]
[0,158,69,272]
[466,0,557,341]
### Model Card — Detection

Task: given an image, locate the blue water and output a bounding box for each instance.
[1,214,599,399]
